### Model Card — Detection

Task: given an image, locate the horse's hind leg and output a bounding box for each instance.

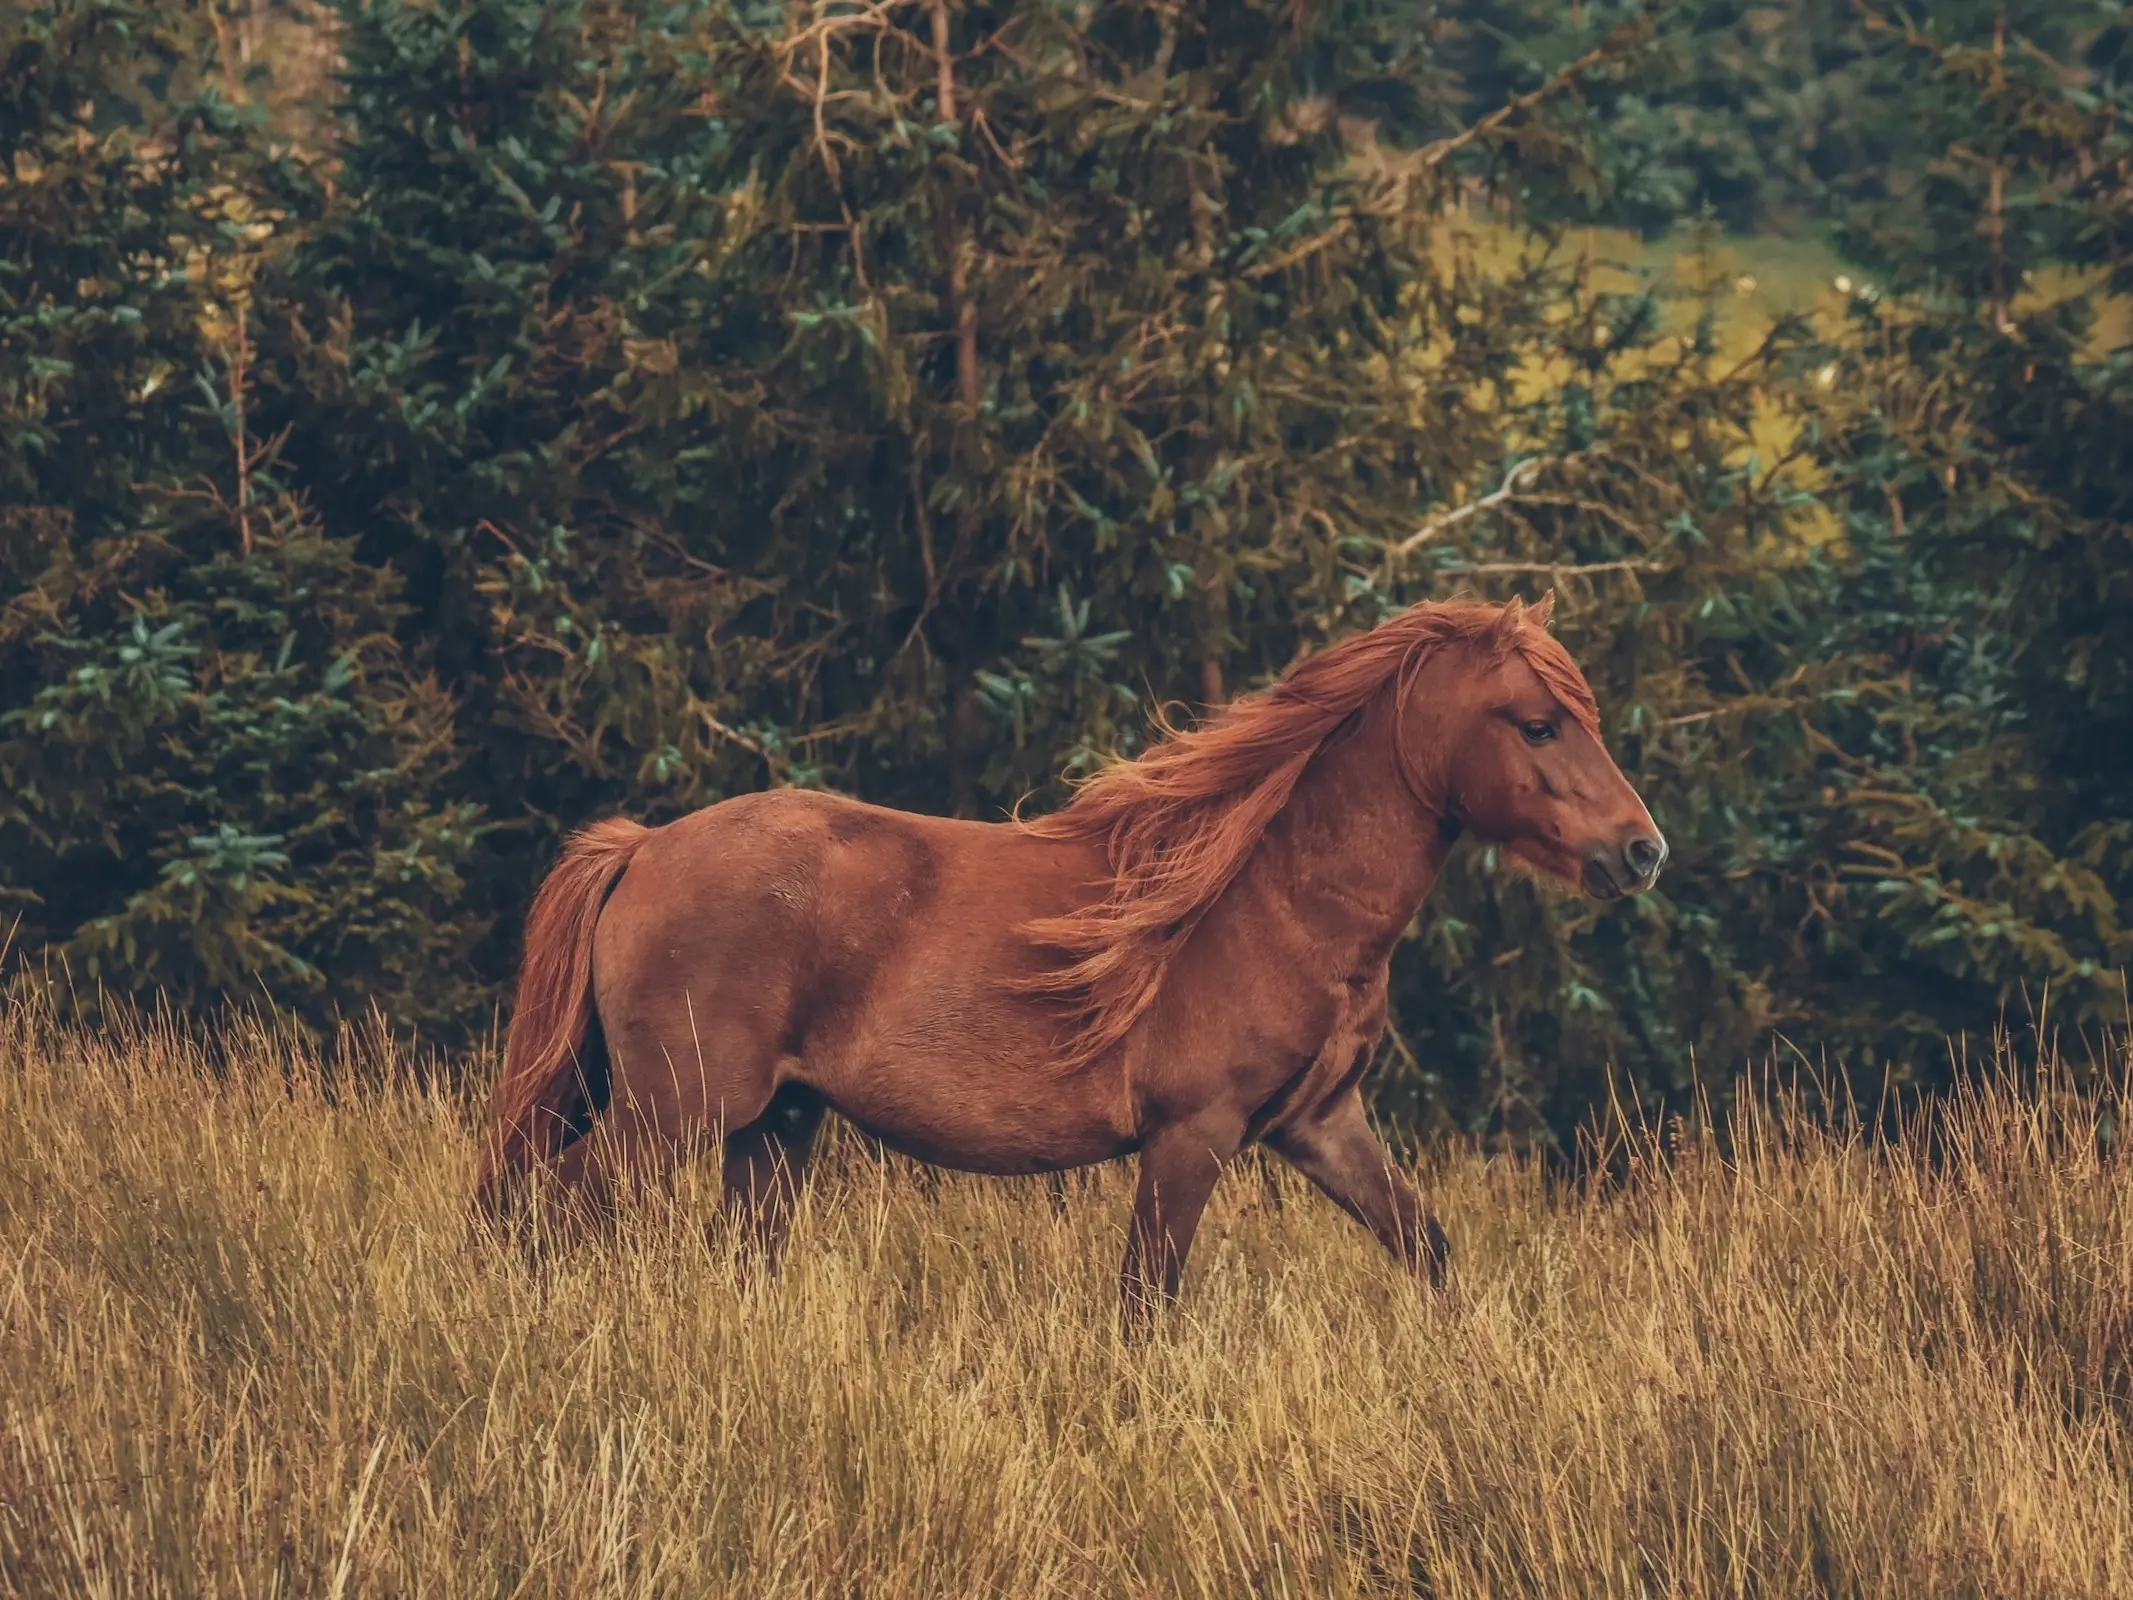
[543,1066,711,1235]
[722,1081,826,1265]
[546,1002,783,1237]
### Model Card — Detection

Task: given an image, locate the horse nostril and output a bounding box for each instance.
[1624,834,1666,881]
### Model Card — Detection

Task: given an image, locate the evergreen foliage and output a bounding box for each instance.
[1,1,483,1027]
[1801,5,2133,1048]
[1,0,2126,1140]
[1438,1,2124,240]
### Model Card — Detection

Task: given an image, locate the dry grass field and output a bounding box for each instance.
[2,993,2129,1598]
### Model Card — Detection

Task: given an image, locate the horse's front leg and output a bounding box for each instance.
[1267,1089,1449,1289]
[1120,1110,1246,1339]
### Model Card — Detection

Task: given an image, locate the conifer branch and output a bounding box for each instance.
[1243,28,1638,280]
[1407,36,1626,177]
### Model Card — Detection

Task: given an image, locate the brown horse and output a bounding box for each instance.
[474,596,1667,1329]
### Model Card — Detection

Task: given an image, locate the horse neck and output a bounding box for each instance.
[1242,692,1455,970]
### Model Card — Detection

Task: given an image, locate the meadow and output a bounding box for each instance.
[2,992,2129,1598]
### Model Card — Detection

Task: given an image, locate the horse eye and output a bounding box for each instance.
[1520,719,1557,744]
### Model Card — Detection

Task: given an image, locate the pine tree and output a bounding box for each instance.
[0,0,484,1028]
[1791,4,2133,1050]
[6,0,2125,1141]
[270,0,1866,1135]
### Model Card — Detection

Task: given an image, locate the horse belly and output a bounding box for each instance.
[786,817,1128,1174]
[804,1038,1130,1174]
[801,997,1137,1177]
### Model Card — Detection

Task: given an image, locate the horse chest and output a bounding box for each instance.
[1246,971,1389,1139]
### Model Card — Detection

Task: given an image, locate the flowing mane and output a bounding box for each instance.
[1017,596,1599,1069]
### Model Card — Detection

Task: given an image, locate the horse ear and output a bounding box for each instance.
[1491,594,1528,649]
[1532,589,1557,630]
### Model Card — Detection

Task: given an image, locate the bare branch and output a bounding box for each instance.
[1442,558,1661,577]
[930,0,956,121]
[1385,458,1552,561]
[933,0,980,411]
[700,707,769,758]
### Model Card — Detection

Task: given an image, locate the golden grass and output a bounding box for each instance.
[3,996,2130,1598]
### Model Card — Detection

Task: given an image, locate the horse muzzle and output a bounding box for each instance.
[1583,831,1669,900]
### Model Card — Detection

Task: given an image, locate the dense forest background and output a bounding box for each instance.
[4,0,2128,1143]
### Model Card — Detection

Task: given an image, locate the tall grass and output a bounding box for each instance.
[2,994,2129,1598]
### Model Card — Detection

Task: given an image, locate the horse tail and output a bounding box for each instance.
[473,817,649,1215]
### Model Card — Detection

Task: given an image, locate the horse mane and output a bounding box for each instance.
[1016,596,1599,1071]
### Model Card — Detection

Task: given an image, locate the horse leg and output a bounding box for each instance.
[540,1077,700,1242]
[545,1007,783,1243]
[1267,1089,1448,1288]
[1120,1112,1246,1338]
[720,1081,826,1265]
